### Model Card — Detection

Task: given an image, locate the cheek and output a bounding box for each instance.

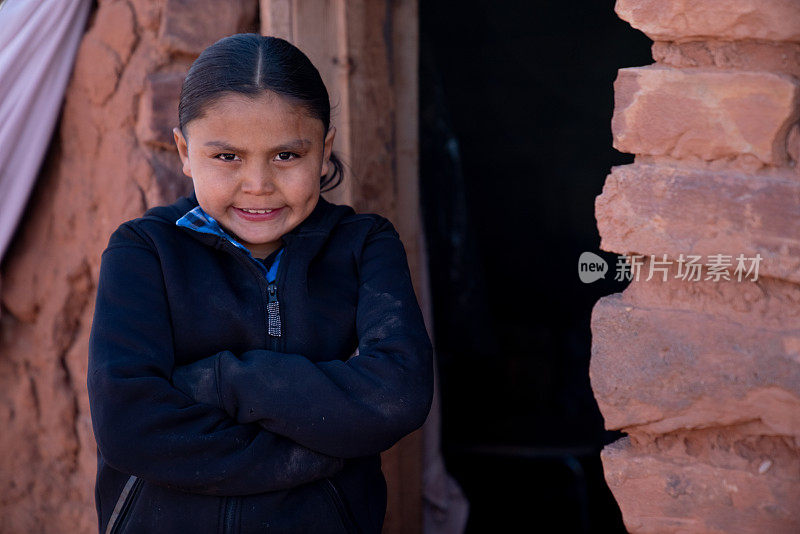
[193,161,234,186]
[194,171,234,206]
[282,166,320,197]
[285,179,319,215]
[302,185,320,212]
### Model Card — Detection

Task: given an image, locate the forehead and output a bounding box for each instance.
[186,91,324,142]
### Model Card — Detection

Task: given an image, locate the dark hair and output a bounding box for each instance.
[178,34,343,192]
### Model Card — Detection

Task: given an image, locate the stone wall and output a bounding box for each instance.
[591,1,800,532]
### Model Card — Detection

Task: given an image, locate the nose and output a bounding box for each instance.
[240,161,276,195]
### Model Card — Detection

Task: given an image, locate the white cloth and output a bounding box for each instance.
[0,0,91,264]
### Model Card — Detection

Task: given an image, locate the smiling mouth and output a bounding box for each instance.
[233,206,284,220]
[238,208,277,214]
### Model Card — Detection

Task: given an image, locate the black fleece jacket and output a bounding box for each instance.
[87,191,434,534]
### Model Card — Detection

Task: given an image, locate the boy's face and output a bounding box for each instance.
[173,91,335,259]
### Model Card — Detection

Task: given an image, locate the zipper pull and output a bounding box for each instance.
[267,282,281,337]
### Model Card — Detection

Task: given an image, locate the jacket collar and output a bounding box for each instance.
[145,190,354,263]
[175,203,252,255]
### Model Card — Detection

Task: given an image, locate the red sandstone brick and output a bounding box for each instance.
[612,66,800,165]
[136,71,185,149]
[602,436,800,533]
[652,41,800,77]
[159,0,258,56]
[619,261,800,333]
[595,164,800,284]
[590,293,800,439]
[616,0,800,43]
[92,0,137,64]
[150,149,194,202]
[72,35,123,105]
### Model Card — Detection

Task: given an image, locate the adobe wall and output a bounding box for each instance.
[592,1,800,532]
[0,0,264,530]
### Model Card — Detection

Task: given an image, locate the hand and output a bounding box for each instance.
[171,358,220,407]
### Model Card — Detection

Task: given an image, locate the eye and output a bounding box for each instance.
[275,151,299,161]
[214,153,239,162]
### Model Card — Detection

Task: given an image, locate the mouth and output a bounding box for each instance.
[233,206,284,221]
[238,207,277,214]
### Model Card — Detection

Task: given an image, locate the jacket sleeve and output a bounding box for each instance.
[87,222,344,496]
[171,218,435,459]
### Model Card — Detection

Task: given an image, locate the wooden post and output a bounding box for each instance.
[261,1,425,532]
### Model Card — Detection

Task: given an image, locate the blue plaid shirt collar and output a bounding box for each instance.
[175,205,281,278]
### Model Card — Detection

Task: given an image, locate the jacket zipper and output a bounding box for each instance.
[267,281,281,339]
[216,240,283,348]
[323,478,359,534]
[105,475,143,534]
[222,496,239,534]
[267,247,287,351]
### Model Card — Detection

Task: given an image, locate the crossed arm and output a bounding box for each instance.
[89,219,433,497]
[171,220,435,459]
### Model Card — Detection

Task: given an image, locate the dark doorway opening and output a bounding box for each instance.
[420,2,651,532]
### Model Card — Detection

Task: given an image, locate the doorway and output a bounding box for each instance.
[420,1,652,531]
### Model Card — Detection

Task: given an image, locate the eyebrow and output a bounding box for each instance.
[203,139,313,153]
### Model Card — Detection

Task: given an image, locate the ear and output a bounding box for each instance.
[320,126,336,177]
[173,127,192,178]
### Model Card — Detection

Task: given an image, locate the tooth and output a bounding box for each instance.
[241,208,275,214]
